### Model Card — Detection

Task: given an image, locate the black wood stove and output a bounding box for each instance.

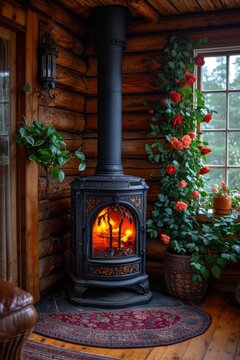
[69,6,152,307]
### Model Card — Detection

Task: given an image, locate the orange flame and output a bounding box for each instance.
[92,206,136,256]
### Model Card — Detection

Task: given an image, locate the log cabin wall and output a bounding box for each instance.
[29,2,88,294]
[1,0,240,296]
[0,0,88,295]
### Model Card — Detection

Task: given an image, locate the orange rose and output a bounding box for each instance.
[170,137,183,150]
[175,201,188,211]
[181,135,192,149]
[160,234,171,245]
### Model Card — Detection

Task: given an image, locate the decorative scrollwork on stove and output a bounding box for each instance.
[102,182,130,188]
[88,263,140,276]
[86,196,111,214]
[121,195,142,212]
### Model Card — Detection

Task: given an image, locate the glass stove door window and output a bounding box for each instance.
[92,205,136,258]
[198,52,240,188]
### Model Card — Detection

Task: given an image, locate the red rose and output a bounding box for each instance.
[149,109,154,115]
[170,137,183,150]
[199,166,211,175]
[191,190,200,198]
[189,132,196,139]
[178,180,187,188]
[201,146,212,155]
[166,165,177,175]
[160,234,171,245]
[194,54,205,67]
[184,72,196,85]
[177,80,187,88]
[175,201,188,211]
[169,91,181,103]
[172,114,183,126]
[181,135,192,149]
[204,114,212,123]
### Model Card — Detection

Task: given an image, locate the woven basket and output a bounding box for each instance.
[164,250,209,300]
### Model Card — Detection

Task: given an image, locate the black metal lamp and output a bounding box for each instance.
[38,32,58,90]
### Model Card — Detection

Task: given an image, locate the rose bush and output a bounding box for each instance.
[145,35,240,282]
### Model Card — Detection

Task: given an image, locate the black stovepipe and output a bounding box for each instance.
[92,6,127,176]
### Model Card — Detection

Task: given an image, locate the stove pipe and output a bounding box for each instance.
[92,6,127,176]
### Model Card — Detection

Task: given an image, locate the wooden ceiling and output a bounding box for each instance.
[56,0,240,22]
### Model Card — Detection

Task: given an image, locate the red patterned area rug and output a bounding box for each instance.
[23,340,118,360]
[34,306,211,348]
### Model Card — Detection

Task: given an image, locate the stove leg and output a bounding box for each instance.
[127,279,150,295]
[75,285,88,296]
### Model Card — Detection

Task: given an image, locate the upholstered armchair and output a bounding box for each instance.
[0,279,38,359]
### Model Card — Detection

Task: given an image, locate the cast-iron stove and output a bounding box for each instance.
[70,6,152,307]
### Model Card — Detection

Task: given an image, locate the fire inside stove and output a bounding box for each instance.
[92,205,136,258]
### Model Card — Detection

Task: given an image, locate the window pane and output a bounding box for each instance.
[228,169,240,188]
[202,132,226,165]
[204,168,225,190]
[0,35,11,280]
[229,92,240,129]
[229,132,240,165]
[202,56,226,91]
[202,93,226,130]
[229,55,240,90]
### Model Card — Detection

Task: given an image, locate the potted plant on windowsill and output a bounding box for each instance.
[201,181,240,215]
[145,35,240,299]
[16,118,86,185]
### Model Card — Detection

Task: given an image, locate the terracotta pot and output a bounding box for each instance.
[164,250,209,300]
[213,195,232,215]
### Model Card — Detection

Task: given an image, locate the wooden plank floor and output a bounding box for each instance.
[29,289,240,359]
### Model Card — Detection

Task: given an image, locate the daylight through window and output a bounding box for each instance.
[196,49,240,189]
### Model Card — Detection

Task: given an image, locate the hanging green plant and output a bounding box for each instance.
[16,118,86,182]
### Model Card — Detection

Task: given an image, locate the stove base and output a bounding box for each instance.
[68,286,153,308]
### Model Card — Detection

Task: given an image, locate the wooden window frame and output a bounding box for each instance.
[194,47,240,187]
[0,8,40,301]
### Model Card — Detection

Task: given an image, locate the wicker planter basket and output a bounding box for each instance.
[164,250,209,300]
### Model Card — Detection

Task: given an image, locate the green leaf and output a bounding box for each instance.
[75,151,85,161]
[34,139,45,147]
[211,265,222,279]
[23,83,31,92]
[47,126,57,136]
[29,154,38,161]
[19,127,25,137]
[51,167,64,182]
[58,170,65,182]
[26,136,35,146]
[168,61,174,69]
[78,162,86,171]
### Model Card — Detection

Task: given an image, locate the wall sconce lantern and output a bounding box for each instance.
[38,32,58,90]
